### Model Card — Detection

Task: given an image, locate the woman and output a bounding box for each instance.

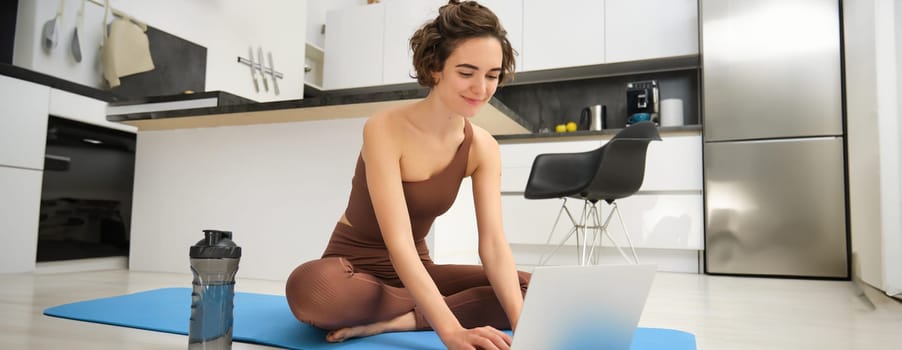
[285,1,529,349]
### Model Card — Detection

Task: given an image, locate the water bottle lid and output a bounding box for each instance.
[190,229,242,258]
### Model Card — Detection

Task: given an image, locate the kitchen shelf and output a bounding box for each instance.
[506,55,699,86]
[305,43,324,62]
[305,43,325,92]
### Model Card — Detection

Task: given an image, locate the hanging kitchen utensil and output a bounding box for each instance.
[248,47,259,92]
[267,51,279,95]
[257,47,269,92]
[70,0,85,62]
[42,0,65,51]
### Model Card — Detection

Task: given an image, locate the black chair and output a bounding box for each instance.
[524,121,661,265]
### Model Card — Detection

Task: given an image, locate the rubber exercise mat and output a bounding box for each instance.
[44,287,696,349]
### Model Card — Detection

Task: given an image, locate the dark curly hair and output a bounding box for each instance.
[409,0,516,87]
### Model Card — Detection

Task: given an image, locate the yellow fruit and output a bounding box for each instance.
[566,121,577,132]
[555,124,567,133]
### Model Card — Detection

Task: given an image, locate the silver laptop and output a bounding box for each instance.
[510,264,657,350]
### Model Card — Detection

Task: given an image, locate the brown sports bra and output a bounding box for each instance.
[321,119,473,284]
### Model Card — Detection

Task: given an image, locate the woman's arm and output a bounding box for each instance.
[469,128,525,330]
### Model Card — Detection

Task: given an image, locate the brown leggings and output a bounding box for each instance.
[285,256,531,331]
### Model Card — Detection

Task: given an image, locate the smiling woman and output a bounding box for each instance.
[284,1,530,350]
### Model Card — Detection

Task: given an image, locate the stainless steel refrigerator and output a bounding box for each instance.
[701,0,849,278]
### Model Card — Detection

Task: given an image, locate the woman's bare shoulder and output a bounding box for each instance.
[364,104,413,135]
[467,122,501,175]
[470,123,499,154]
[361,104,416,159]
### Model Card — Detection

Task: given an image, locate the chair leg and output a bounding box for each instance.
[576,200,606,265]
[585,202,626,264]
[586,203,603,265]
[590,201,640,264]
[538,199,602,266]
[539,199,640,265]
[538,198,580,266]
[612,202,640,264]
[579,200,592,265]
[539,198,603,266]
[587,203,604,265]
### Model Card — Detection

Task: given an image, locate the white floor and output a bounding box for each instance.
[1,266,901,350]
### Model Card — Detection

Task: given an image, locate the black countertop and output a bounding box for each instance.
[106,88,429,122]
[0,63,123,102]
[106,90,256,107]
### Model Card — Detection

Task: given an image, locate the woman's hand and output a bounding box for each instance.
[442,325,513,350]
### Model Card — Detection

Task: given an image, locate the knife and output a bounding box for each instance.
[257,47,269,92]
[268,51,280,95]
[248,47,259,92]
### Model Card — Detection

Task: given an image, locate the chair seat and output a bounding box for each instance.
[523,149,598,200]
[524,122,661,202]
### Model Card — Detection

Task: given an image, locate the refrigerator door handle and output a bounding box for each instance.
[704,136,843,145]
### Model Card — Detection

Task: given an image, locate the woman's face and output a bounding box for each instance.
[431,36,503,118]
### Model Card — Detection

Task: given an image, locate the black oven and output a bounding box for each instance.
[37,116,136,262]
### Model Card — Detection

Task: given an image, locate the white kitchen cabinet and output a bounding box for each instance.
[478,0,524,72]
[432,178,480,265]
[331,0,523,88]
[50,89,135,133]
[324,1,699,88]
[641,134,702,191]
[0,166,43,273]
[521,0,605,71]
[605,0,699,63]
[383,0,444,85]
[0,75,50,170]
[324,3,386,90]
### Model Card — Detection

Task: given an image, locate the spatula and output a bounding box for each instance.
[42,0,65,51]
[71,0,85,62]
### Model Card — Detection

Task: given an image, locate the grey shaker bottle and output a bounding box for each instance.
[189,230,241,349]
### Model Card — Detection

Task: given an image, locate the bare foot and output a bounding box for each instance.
[326,311,416,342]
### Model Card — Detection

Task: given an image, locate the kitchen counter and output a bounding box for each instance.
[106,88,533,135]
[495,124,701,143]
[102,88,700,139]
[2,62,698,139]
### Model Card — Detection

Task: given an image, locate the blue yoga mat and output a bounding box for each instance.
[44,287,696,349]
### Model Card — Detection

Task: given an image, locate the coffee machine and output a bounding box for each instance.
[626,80,659,125]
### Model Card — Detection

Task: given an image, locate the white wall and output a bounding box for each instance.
[885,0,902,297]
[844,0,902,297]
[129,118,365,281]
[845,0,883,292]
[14,0,306,102]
